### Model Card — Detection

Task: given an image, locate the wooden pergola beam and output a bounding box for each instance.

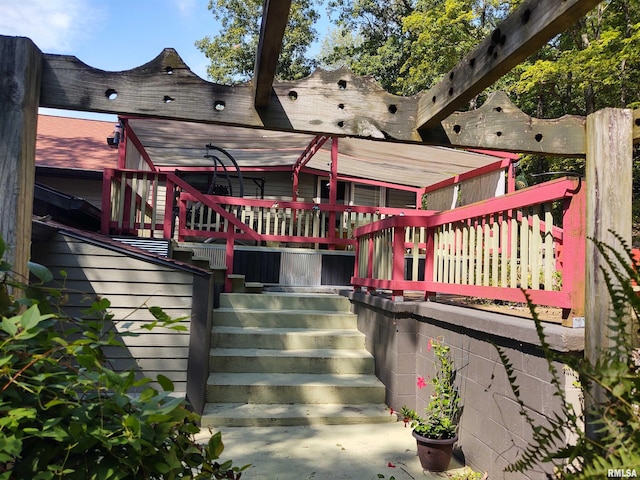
[416,0,602,132]
[254,0,291,108]
[37,45,595,156]
[435,91,587,156]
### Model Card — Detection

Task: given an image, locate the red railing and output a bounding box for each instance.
[101,168,421,289]
[352,177,586,316]
[102,169,586,313]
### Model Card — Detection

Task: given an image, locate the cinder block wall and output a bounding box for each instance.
[347,292,584,480]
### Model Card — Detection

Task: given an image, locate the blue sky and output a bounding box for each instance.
[1,0,330,120]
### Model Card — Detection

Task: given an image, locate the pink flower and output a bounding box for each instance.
[417,376,427,389]
[388,462,396,468]
[427,338,433,352]
[389,407,395,416]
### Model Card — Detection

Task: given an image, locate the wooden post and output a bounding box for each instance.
[585,108,633,406]
[0,36,42,282]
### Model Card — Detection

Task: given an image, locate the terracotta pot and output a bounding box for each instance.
[411,430,457,472]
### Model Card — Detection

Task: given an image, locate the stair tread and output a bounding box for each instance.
[210,348,373,358]
[215,307,355,315]
[202,403,393,419]
[207,372,384,386]
[212,326,363,335]
[200,403,395,427]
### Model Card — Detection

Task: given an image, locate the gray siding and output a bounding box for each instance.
[31,233,200,395]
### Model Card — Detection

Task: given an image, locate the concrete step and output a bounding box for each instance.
[206,373,387,404]
[205,291,391,426]
[213,308,358,329]
[200,403,395,428]
[209,348,375,374]
[218,292,352,312]
[211,326,366,350]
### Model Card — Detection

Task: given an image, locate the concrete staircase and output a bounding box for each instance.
[201,292,393,427]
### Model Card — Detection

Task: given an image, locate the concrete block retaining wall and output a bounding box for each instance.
[347,292,584,480]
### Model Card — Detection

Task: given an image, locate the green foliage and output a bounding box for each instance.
[196,0,320,83]
[0,242,247,479]
[401,337,461,440]
[496,232,640,478]
[323,0,414,93]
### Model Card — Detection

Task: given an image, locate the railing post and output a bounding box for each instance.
[353,234,361,292]
[391,225,405,300]
[367,234,375,293]
[164,175,175,240]
[101,169,114,235]
[225,228,235,293]
[424,226,436,300]
[561,182,586,323]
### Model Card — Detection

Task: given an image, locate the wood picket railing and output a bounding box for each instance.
[101,168,422,288]
[102,168,585,313]
[352,177,586,315]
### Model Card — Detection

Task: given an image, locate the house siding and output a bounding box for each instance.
[36,176,103,208]
[31,232,205,395]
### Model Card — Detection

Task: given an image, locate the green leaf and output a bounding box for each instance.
[27,262,53,284]
[21,305,50,331]
[208,431,225,460]
[1,316,18,336]
[156,374,174,392]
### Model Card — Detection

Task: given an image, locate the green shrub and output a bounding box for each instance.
[0,237,247,479]
[496,233,640,478]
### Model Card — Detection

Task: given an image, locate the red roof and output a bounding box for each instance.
[36,115,118,171]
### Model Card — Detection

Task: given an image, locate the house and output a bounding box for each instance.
[5,6,630,471]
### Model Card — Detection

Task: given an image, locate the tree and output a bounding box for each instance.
[506,0,640,117]
[196,0,321,84]
[322,0,415,93]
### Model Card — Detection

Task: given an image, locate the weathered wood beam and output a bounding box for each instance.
[38,43,593,155]
[432,91,587,156]
[254,0,291,108]
[0,36,41,283]
[39,50,422,142]
[416,0,602,132]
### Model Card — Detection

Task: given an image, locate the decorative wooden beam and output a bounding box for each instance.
[416,0,602,132]
[39,49,422,142]
[254,0,291,108]
[430,91,587,156]
[36,42,591,155]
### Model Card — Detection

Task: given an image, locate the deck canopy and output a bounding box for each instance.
[126,118,511,189]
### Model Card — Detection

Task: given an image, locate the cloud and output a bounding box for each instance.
[172,0,199,17]
[0,0,100,52]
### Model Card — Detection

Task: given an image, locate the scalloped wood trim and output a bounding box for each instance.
[437,91,587,156]
[634,109,640,144]
[39,49,422,142]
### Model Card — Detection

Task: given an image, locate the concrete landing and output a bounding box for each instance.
[196,421,469,480]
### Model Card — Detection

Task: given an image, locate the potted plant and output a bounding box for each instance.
[401,337,461,472]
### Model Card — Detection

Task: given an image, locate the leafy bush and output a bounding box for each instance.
[0,237,247,479]
[496,233,640,478]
